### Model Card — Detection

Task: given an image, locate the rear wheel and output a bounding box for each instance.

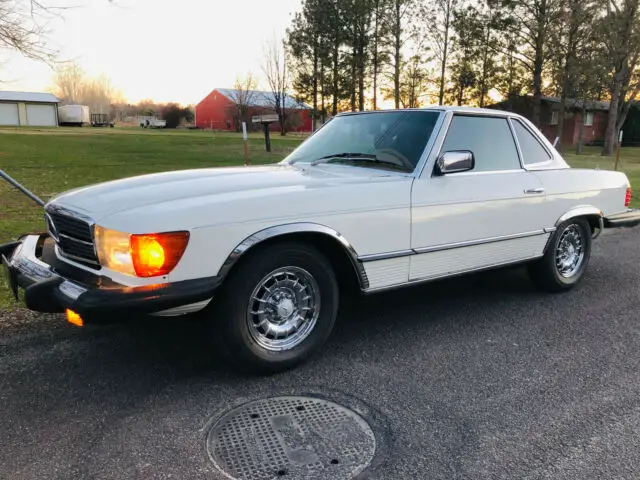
[209,242,339,374]
[528,218,592,292]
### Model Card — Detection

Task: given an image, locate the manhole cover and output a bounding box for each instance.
[206,395,377,480]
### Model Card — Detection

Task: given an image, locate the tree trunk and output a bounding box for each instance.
[438,2,451,106]
[372,0,379,110]
[351,42,357,111]
[576,103,586,154]
[320,60,326,124]
[603,75,624,156]
[531,0,546,127]
[556,62,571,152]
[358,40,365,111]
[556,99,566,152]
[279,103,286,136]
[602,0,639,155]
[479,23,492,108]
[332,42,339,116]
[394,0,401,109]
[312,43,318,132]
[532,46,544,126]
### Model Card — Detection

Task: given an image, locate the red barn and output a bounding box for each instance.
[195,88,312,133]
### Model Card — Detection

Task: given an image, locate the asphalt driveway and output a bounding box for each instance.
[1,227,639,480]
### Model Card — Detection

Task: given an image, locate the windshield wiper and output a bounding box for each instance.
[310,152,377,165]
[310,153,409,172]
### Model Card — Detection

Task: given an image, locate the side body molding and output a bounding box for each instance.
[217,223,369,289]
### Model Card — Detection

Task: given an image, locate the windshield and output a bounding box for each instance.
[284,111,441,173]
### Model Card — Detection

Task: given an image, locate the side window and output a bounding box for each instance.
[441,115,520,172]
[512,119,552,165]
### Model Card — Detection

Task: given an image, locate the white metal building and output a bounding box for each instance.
[0,91,60,127]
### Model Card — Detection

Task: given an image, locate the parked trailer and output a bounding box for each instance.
[58,105,90,126]
[138,116,167,128]
[91,113,115,127]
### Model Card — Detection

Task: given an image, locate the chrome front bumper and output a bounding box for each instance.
[2,233,221,321]
[2,234,87,311]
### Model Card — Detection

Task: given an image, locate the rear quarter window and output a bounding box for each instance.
[512,119,552,165]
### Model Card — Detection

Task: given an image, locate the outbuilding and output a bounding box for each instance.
[0,91,60,127]
[195,88,312,133]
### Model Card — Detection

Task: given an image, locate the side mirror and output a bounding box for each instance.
[435,150,475,175]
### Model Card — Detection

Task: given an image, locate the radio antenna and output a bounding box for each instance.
[0,169,45,207]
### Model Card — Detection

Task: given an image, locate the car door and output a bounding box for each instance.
[409,112,552,282]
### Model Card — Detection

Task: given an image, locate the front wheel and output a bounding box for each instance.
[209,242,339,374]
[528,218,592,292]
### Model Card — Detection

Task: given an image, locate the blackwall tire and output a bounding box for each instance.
[209,242,339,374]
[528,218,592,293]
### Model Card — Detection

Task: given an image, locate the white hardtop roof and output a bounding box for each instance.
[338,106,520,117]
[0,91,60,103]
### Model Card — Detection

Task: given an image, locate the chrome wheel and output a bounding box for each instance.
[247,266,321,351]
[555,224,585,278]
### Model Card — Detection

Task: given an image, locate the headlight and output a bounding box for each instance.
[95,226,134,275]
[94,226,190,278]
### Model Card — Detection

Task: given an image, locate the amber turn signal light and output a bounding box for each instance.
[130,231,190,278]
[66,309,84,327]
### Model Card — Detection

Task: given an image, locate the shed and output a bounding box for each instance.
[0,91,60,127]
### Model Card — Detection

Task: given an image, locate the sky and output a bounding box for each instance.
[3,0,303,105]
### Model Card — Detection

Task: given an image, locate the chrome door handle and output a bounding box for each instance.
[524,187,545,194]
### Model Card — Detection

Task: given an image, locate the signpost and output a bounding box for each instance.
[614,130,623,171]
[242,122,250,166]
[252,114,279,153]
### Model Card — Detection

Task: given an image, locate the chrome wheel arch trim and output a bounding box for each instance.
[217,222,369,290]
[555,205,603,227]
[542,205,603,253]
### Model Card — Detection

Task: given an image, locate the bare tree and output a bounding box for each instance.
[262,36,290,136]
[0,0,62,63]
[79,74,120,114]
[227,73,258,131]
[51,62,85,103]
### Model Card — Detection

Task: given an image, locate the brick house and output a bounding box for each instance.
[195,88,312,133]
[489,95,609,147]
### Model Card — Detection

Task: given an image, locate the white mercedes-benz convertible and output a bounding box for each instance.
[3,107,639,373]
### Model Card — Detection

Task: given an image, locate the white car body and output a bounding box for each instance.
[42,107,630,303]
[5,106,638,371]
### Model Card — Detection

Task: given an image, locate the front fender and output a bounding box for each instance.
[216,222,369,289]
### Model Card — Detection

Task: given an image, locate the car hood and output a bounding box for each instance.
[48,163,406,222]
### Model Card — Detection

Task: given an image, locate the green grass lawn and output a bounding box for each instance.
[0,127,304,242]
[1,128,638,310]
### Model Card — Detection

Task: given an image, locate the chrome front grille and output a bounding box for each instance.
[46,208,100,268]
